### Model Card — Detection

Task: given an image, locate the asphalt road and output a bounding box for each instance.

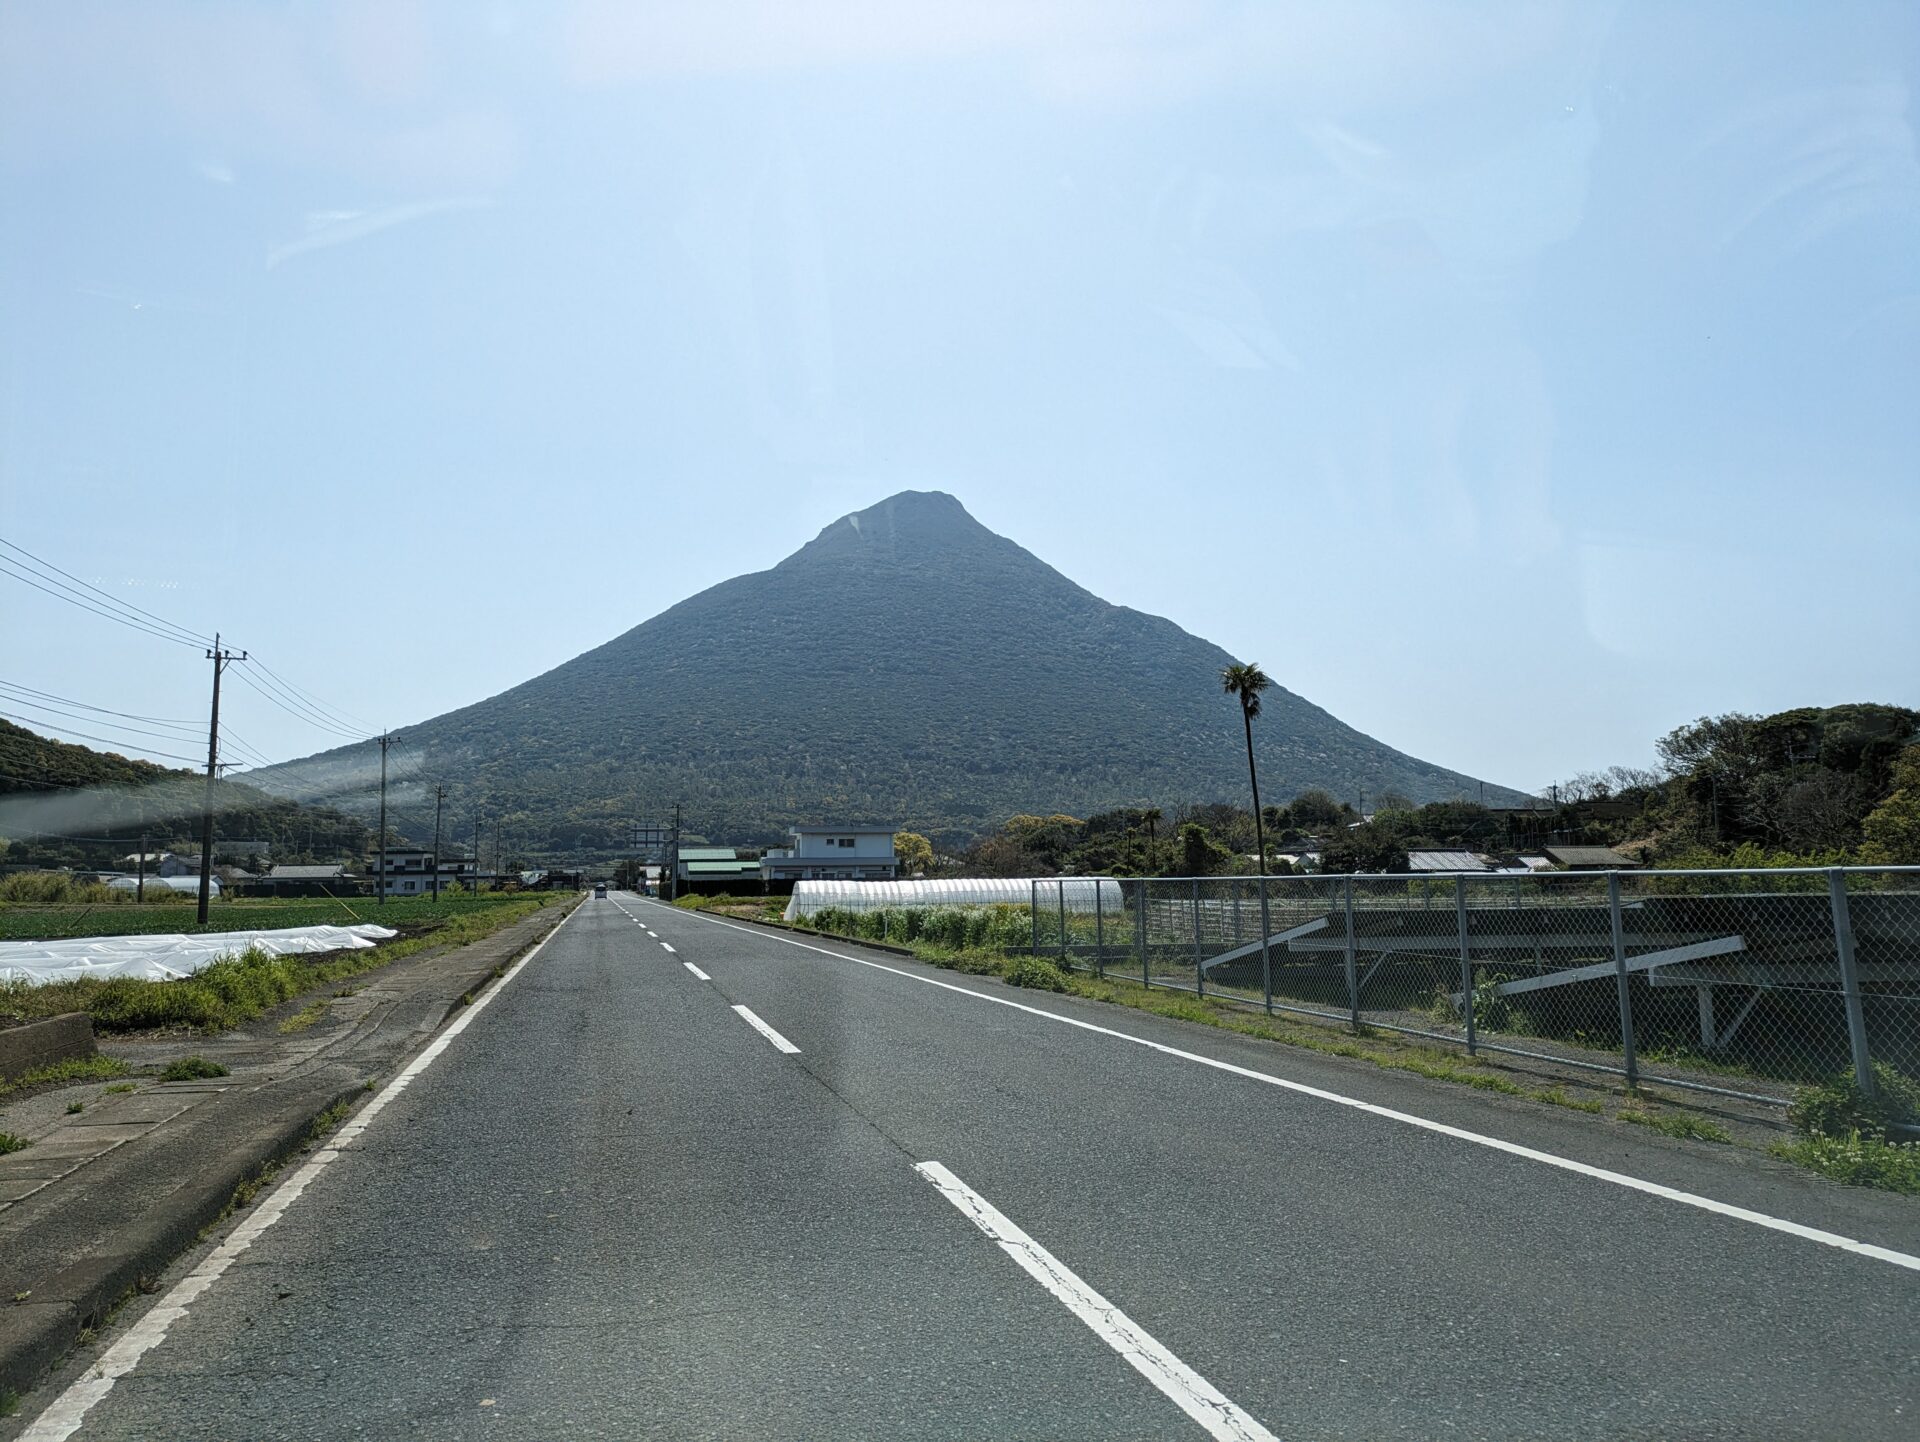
[18,893,1920,1440]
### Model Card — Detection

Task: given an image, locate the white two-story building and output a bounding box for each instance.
[759,826,898,884]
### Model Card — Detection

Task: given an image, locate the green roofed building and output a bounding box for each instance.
[675,846,765,893]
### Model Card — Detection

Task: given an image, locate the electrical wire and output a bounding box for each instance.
[234,667,367,742]
[0,559,206,649]
[0,680,198,729]
[0,710,204,765]
[248,656,374,734]
[0,537,213,645]
[0,696,204,748]
[228,669,365,742]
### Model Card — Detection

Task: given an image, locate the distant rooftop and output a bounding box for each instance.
[1406,850,1490,873]
[1543,845,1636,868]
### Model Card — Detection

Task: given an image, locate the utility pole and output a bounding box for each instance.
[431,785,445,901]
[137,831,147,904]
[495,818,504,884]
[375,734,392,906]
[472,813,483,893]
[667,801,682,901]
[197,634,246,924]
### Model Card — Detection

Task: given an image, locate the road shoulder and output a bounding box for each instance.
[0,898,577,1403]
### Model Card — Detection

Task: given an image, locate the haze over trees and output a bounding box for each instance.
[0,719,372,871]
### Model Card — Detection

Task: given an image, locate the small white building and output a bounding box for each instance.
[760,826,899,883]
[373,849,438,896]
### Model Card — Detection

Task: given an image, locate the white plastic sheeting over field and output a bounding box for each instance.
[784,877,1122,921]
[0,924,400,986]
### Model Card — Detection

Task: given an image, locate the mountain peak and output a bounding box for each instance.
[786,490,997,568]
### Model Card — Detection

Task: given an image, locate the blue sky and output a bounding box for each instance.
[3,0,1917,797]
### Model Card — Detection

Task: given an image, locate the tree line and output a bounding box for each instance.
[942,702,1919,877]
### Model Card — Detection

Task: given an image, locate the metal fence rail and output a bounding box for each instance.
[1032,867,1920,1106]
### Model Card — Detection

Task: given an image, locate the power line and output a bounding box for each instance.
[248,656,373,734]
[0,537,213,645]
[233,666,367,741]
[229,669,365,742]
[0,771,96,791]
[0,694,204,746]
[236,663,363,736]
[0,709,203,765]
[0,680,198,729]
[0,559,205,649]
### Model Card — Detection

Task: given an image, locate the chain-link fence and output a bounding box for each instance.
[1033,867,1920,1107]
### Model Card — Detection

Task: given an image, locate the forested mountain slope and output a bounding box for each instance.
[265,491,1521,851]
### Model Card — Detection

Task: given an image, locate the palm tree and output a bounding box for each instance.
[1221,662,1273,874]
[1141,807,1162,847]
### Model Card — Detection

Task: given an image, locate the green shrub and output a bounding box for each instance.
[159,1055,230,1082]
[1789,1063,1920,1140]
[801,903,1034,953]
[0,1131,28,1154]
[1004,957,1069,992]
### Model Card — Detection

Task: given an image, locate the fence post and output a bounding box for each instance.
[1259,875,1273,1015]
[1608,870,1639,1089]
[1344,876,1359,1028]
[1137,879,1149,987]
[1192,878,1205,997]
[1456,875,1474,1055]
[1829,869,1875,1096]
[1093,880,1105,979]
[1057,882,1068,967]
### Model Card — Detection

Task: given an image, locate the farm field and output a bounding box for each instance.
[0,892,554,943]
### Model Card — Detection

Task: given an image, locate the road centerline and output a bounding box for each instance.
[916,1161,1279,1442]
[683,960,711,982]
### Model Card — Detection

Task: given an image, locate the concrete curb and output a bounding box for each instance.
[0,1014,95,1086]
[0,900,575,1405]
[0,1075,367,1401]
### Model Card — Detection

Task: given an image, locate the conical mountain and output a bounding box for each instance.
[267,492,1520,851]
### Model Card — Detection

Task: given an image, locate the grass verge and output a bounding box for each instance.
[1770,1132,1920,1195]
[0,1053,129,1102]
[0,896,557,1035]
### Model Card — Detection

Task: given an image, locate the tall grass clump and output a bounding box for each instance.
[801,903,1031,952]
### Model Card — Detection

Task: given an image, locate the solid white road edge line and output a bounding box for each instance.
[684,961,711,982]
[669,906,1920,1275]
[732,1003,800,1054]
[17,902,587,1442]
[916,1161,1279,1442]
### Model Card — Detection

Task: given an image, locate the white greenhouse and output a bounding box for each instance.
[784,876,1122,920]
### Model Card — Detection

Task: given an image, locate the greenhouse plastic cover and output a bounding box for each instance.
[785,876,1122,921]
[0,924,400,986]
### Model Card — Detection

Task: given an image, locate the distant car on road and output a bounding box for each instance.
[593,883,607,898]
